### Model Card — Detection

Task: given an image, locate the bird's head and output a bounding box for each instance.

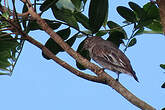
[83,36,102,50]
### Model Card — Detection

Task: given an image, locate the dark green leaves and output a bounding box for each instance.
[51,5,79,29]
[40,0,59,12]
[0,33,19,75]
[117,6,136,23]
[107,21,126,48]
[76,39,91,70]
[56,27,71,40]
[117,2,162,36]
[42,29,78,60]
[128,38,137,47]
[0,39,18,51]
[161,82,165,88]
[71,0,82,11]
[128,2,145,19]
[143,2,160,20]
[107,21,127,39]
[160,64,165,89]
[89,0,108,33]
[160,64,165,70]
[27,19,61,31]
[65,34,77,47]
[42,28,71,59]
[74,12,90,29]
[42,38,62,59]
[96,30,108,37]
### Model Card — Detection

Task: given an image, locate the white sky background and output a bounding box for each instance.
[0,0,165,110]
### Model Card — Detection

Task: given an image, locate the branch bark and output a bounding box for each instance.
[157,0,165,34]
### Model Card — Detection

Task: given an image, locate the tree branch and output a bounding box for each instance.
[157,0,165,34]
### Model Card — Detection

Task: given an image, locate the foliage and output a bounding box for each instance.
[0,0,163,73]
[0,12,21,75]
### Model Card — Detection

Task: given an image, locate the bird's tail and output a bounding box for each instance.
[132,70,139,82]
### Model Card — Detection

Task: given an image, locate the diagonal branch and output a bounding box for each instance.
[157,0,165,34]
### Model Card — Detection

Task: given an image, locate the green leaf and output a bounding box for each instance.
[107,21,127,39]
[76,39,91,70]
[128,38,137,47]
[136,18,153,29]
[56,27,71,40]
[0,40,18,51]
[161,82,165,88]
[45,19,61,30]
[0,51,10,60]
[128,2,145,19]
[96,30,108,37]
[40,0,59,12]
[42,38,63,60]
[42,28,70,59]
[106,32,124,48]
[56,0,76,12]
[117,6,137,23]
[27,19,61,31]
[65,34,77,47]
[0,60,11,68]
[107,21,127,47]
[160,64,165,69]
[133,28,144,36]
[27,20,39,31]
[103,10,108,28]
[146,20,162,32]
[134,2,160,30]
[51,6,79,29]
[89,0,108,33]
[74,12,90,29]
[71,0,82,11]
[0,72,10,75]
[143,2,160,20]
[162,108,165,110]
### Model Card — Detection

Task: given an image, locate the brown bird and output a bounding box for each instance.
[83,36,139,82]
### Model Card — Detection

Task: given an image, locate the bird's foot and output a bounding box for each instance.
[97,68,105,74]
[116,73,120,82]
[115,78,119,82]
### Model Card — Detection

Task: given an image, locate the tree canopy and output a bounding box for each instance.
[0,0,165,109]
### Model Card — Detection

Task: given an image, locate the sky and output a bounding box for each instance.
[0,0,165,110]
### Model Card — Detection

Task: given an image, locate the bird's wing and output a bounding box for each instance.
[92,43,132,73]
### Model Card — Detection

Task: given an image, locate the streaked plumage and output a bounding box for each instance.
[83,36,139,82]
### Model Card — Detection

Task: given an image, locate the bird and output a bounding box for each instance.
[83,36,139,82]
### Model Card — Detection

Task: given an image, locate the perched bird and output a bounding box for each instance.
[83,36,139,82]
